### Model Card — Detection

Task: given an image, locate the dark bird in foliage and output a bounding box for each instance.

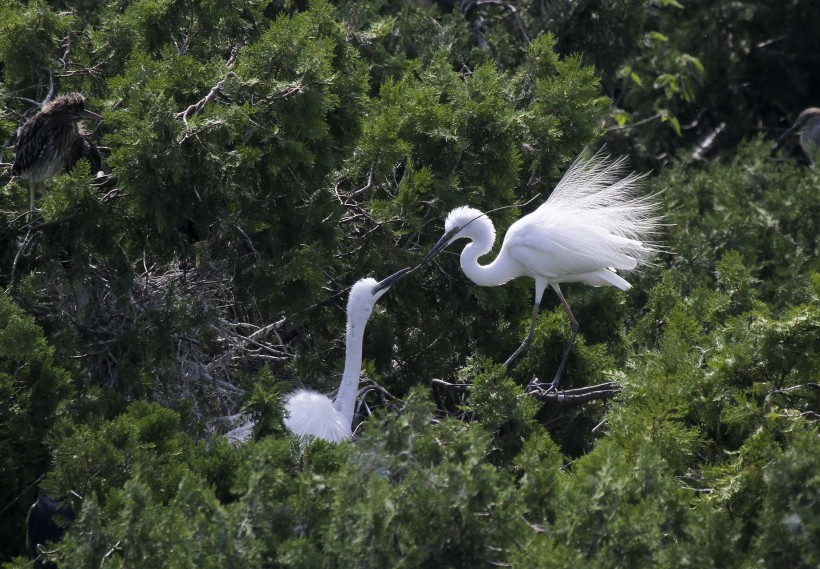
[771,107,820,165]
[11,94,102,216]
[26,491,76,569]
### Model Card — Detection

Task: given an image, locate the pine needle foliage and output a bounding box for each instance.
[1,0,819,566]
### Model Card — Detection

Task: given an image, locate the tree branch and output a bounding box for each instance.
[526,381,622,403]
[175,72,236,125]
[431,378,622,405]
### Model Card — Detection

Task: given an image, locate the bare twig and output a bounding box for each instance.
[101,540,123,564]
[226,43,241,68]
[526,381,622,403]
[176,4,195,55]
[175,72,236,125]
[60,33,72,69]
[0,474,44,518]
[55,61,107,81]
[7,227,38,291]
[431,378,471,392]
[605,113,663,133]
[431,378,621,405]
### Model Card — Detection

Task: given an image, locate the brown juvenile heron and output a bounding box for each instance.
[771,107,820,165]
[11,94,102,216]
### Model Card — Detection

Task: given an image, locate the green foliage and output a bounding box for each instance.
[651,139,820,305]
[746,428,820,568]
[2,0,820,566]
[27,401,244,566]
[0,1,73,88]
[49,401,199,501]
[569,443,712,567]
[0,291,73,554]
[304,389,526,568]
[465,357,540,463]
[245,365,288,439]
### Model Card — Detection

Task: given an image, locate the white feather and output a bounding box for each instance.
[428,148,663,381]
[284,390,351,442]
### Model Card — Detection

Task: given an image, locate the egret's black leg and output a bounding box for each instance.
[504,300,541,367]
[527,284,579,392]
[550,284,579,389]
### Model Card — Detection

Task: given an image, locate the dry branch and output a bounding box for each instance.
[526,381,622,403]
[175,72,236,125]
[431,378,622,405]
[25,256,292,431]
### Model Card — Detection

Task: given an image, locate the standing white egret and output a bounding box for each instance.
[284,268,410,441]
[421,149,661,390]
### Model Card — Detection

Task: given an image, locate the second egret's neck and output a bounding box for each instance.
[333,309,369,429]
[459,237,523,288]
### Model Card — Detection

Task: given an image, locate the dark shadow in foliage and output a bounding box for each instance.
[0,292,72,562]
[26,490,77,569]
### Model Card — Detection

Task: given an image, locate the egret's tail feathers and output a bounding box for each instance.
[576,268,632,290]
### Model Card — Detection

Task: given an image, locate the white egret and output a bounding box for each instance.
[284,268,410,442]
[421,149,661,390]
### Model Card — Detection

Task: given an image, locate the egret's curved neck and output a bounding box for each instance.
[460,239,522,288]
[333,312,368,429]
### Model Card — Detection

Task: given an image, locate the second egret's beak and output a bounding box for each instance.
[78,108,102,122]
[372,267,412,294]
[419,227,459,266]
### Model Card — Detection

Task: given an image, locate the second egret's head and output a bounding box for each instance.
[421,206,495,265]
[346,268,411,325]
[371,267,412,297]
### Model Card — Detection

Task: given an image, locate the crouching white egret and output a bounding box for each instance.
[421,149,662,390]
[284,267,411,442]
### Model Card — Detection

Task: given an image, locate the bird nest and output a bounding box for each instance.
[25,255,292,434]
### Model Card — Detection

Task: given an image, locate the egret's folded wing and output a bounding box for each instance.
[507,221,640,278]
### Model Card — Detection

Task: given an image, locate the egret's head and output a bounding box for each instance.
[421,206,495,265]
[444,206,495,243]
[346,268,411,324]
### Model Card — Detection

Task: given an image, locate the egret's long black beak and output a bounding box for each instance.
[419,227,458,266]
[78,108,102,121]
[372,267,412,294]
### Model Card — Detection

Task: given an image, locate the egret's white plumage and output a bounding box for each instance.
[284,390,351,442]
[284,270,408,442]
[424,149,661,388]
